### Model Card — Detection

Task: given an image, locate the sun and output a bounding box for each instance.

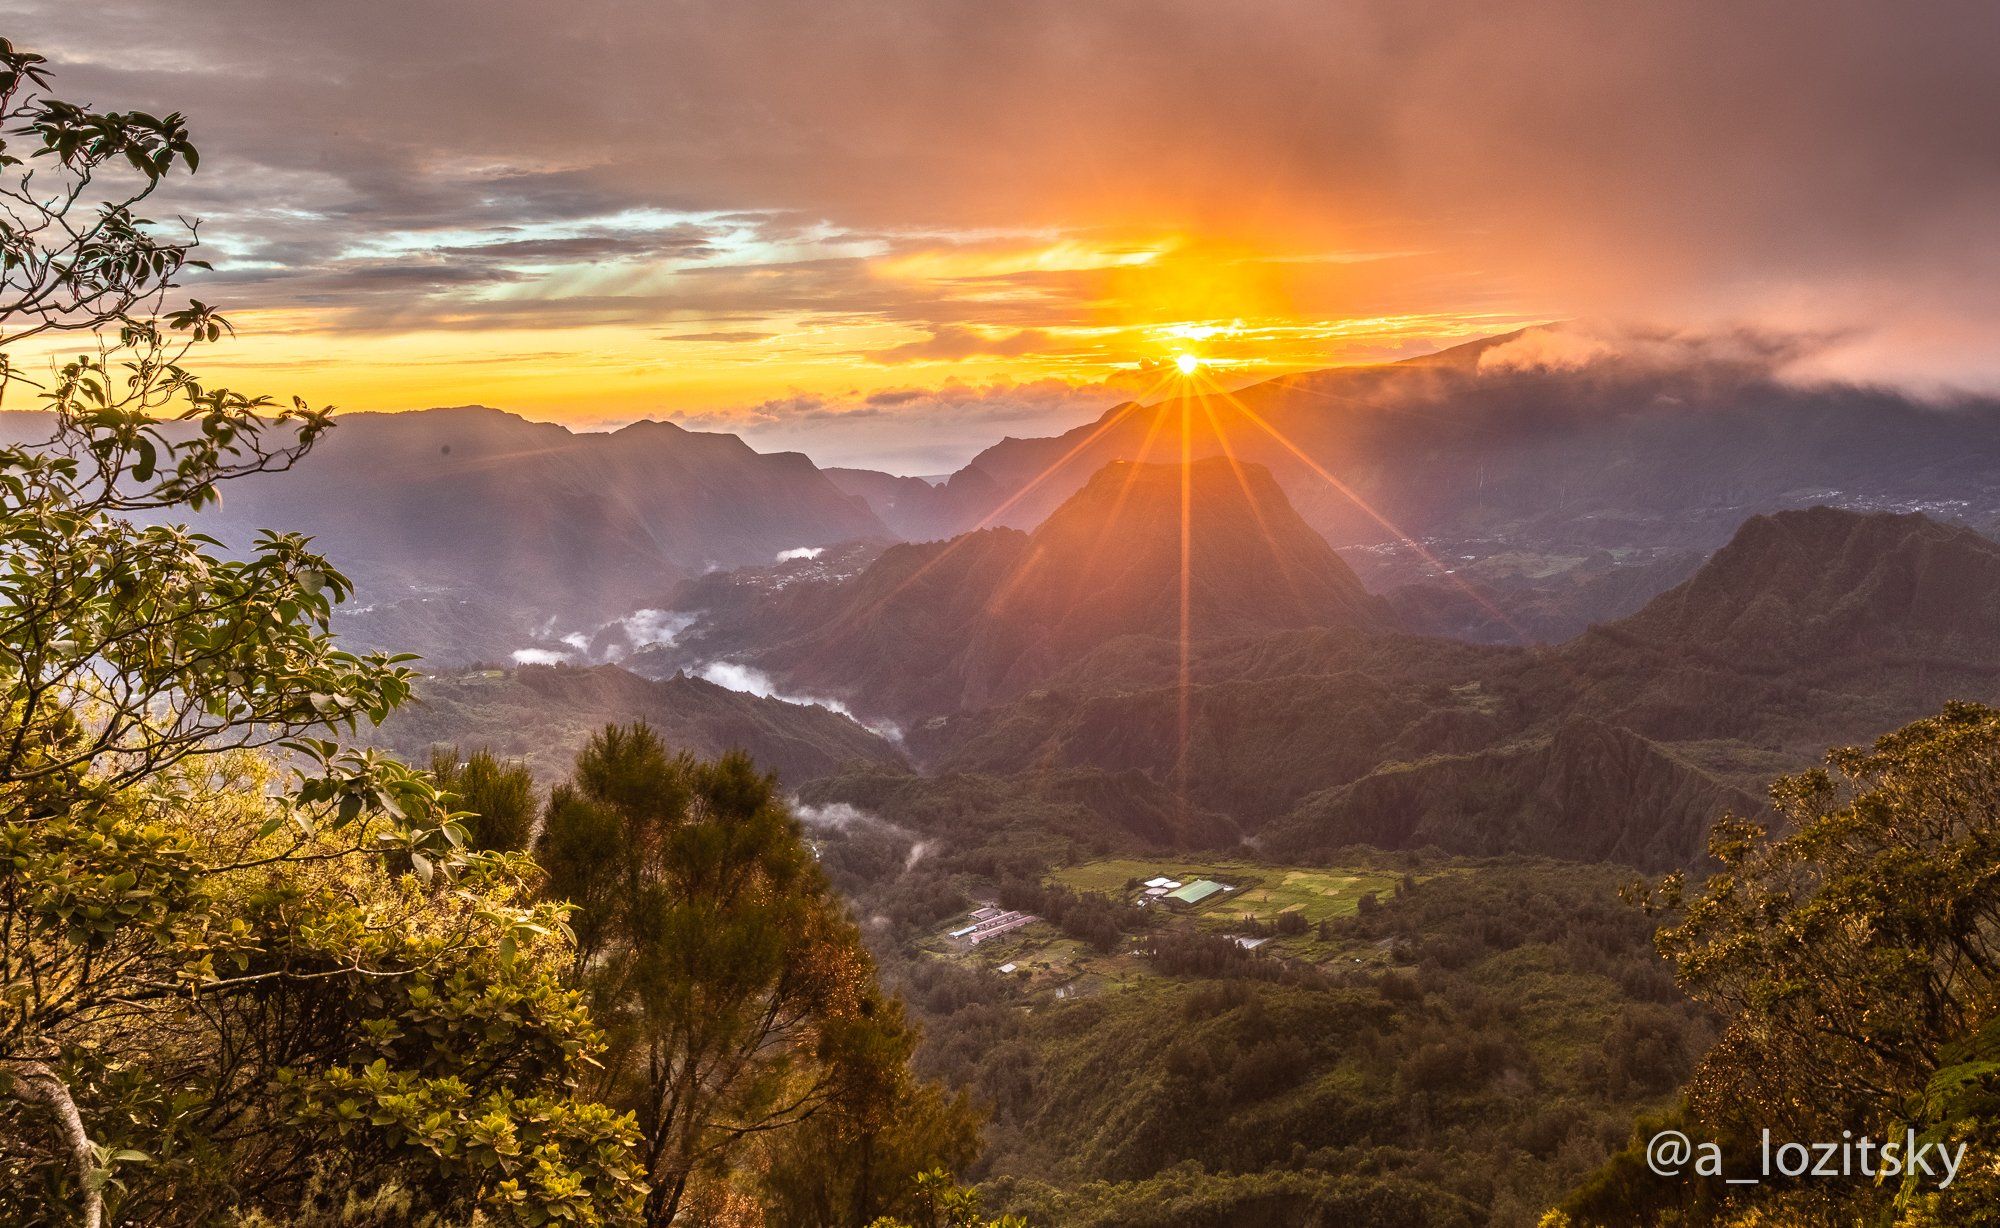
[1174,352,1201,375]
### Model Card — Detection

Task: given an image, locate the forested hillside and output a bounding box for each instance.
[367,663,906,786]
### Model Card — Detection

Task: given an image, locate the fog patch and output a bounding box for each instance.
[793,799,931,879]
[775,545,825,562]
[618,608,695,648]
[695,660,904,743]
[512,607,697,669]
[793,800,877,829]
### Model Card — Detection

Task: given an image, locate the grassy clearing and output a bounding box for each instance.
[918,925,1153,999]
[1048,857,1411,925]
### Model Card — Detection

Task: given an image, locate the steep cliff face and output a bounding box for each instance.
[1271,718,1764,869]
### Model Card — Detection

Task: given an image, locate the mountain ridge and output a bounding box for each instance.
[366,662,906,788]
[756,456,1391,718]
[908,505,2000,864]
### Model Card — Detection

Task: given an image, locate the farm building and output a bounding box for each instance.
[945,907,1037,945]
[1164,879,1229,908]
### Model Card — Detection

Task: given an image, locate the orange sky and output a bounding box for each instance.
[12,1,2000,470]
[131,235,1541,417]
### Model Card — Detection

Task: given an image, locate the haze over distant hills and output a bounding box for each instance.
[211,406,887,613]
[0,405,889,663]
[870,329,2000,585]
[14,324,1999,669]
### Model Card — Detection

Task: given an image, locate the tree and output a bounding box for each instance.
[1649,701,2000,1137]
[756,1045,982,1228]
[537,725,944,1224]
[863,1170,1028,1228]
[0,35,642,1225]
[0,40,394,798]
[430,747,538,852]
[1562,701,2000,1227]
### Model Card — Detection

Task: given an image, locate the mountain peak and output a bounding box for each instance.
[1000,460,1392,644]
[762,458,1388,718]
[1011,456,1386,641]
[1609,506,2000,661]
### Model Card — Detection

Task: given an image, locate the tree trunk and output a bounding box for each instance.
[5,1059,105,1228]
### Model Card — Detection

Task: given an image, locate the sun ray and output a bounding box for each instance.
[1064,392,1176,608]
[1195,392,1313,613]
[821,367,1183,646]
[1177,376,1195,811]
[1190,367,1534,641]
[959,370,1189,622]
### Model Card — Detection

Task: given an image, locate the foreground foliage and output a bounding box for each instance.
[0,35,630,1224]
[1556,701,2000,1226]
[539,724,979,1224]
[1,752,646,1225]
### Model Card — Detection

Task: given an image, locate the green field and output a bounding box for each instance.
[918,924,1154,1000]
[1048,857,1410,925]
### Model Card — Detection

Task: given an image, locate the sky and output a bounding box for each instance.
[6,1,2000,472]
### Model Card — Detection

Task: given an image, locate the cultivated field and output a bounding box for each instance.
[1048,857,1413,924]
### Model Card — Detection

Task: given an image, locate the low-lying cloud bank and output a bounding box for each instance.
[696,661,904,743]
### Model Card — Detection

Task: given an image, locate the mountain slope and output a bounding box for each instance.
[1602,507,2000,663]
[366,663,905,787]
[760,457,1390,718]
[168,406,890,623]
[1268,718,1765,870]
[822,467,989,543]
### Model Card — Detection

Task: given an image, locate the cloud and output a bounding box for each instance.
[790,800,931,871]
[1476,322,1834,376]
[617,608,695,647]
[774,546,824,561]
[863,325,1064,364]
[696,660,903,741]
[511,647,569,665]
[659,330,774,343]
[791,801,878,830]
[12,0,2000,458]
[30,2,1995,328]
